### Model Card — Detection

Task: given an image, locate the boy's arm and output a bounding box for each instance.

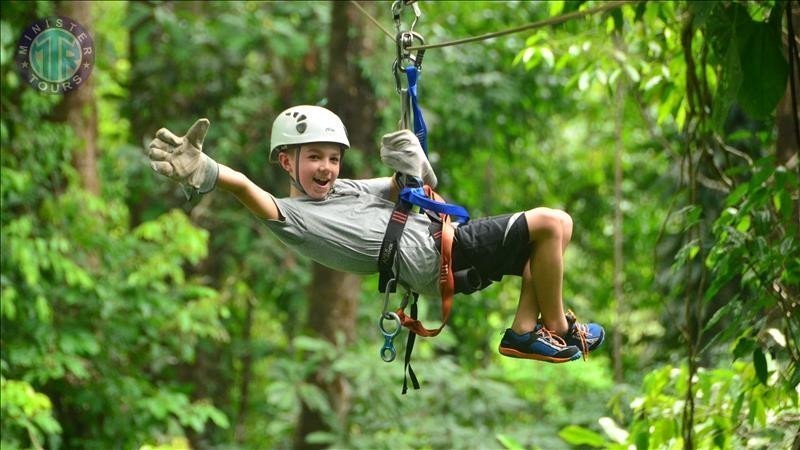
[147,118,280,221]
[217,164,280,220]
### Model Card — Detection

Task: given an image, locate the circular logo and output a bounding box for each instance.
[15,16,94,94]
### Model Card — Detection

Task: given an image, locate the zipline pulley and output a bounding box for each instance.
[394,30,425,93]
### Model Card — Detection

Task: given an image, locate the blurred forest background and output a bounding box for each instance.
[1,1,798,449]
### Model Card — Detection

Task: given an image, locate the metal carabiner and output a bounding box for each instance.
[381,278,397,314]
[393,59,404,95]
[391,0,421,33]
[408,1,421,33]
[391,0,403,33]
[379,279,401,362]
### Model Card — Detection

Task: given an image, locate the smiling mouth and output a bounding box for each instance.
[312,177,330,187]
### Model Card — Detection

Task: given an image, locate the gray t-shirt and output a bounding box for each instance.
[263,178,441,297]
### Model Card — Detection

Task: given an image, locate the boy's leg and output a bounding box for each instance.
[511,208,573,335]
[510,260,539,334]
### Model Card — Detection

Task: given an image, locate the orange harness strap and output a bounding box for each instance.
[395,187,455,337]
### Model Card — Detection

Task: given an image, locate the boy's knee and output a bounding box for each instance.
[525,208,568,241]
[553,209,573,240]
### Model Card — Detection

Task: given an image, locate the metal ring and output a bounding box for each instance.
[380,344,397,362]
[379,311,402,337]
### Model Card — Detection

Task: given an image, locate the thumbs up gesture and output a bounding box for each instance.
[147,118,219,194]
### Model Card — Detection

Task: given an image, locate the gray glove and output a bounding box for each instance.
[147,118,218,194]
[380,129,437,188]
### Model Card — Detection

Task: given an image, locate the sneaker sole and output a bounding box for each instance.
[498,345,581,363]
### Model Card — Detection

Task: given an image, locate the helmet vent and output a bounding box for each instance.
[294,114,308,133]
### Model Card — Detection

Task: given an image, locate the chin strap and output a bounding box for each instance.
[285,147,308,196]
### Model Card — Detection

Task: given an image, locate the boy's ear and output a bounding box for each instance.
[277,150,293,173]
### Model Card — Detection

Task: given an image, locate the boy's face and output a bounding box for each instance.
[280,142,342,199]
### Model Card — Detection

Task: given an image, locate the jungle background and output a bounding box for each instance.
[1,1,798,449]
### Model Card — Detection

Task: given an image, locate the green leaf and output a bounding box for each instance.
[298,383,331,415]
[736,214,751,232]
[737,21,789,118]
[712,38,743,130]
[293,336,336,354]
[703,301,735,331]
[611,8,623,33]
[733,337,755,359]
[305,431,336,445]
[689,1,716,27]
[206,407,230,429]
[732,391,745,420]
[559,425,606,447]
[790,365,800,390]
[496,433,525,450]
[634,428,649,450]
[725,183,749,207]
[753,348,768,385]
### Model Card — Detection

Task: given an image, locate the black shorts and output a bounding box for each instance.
[451,212,530,291]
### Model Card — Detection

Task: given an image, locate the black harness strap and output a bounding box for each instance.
[378,197,414,293]
[402,294,421,394]
[378,182,422,393]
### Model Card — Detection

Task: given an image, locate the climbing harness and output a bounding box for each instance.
[376,0,472,394]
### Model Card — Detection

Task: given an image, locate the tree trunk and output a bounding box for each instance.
[54,1,99,196]
[293,2,379,449]
[235,294,255,443]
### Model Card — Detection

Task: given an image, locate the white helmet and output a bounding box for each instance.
[269,105,350,162]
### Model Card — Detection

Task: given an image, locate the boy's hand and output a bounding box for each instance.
[380,130,438,188]
[147,118,219,193]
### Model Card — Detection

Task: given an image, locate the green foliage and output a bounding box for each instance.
[563,360,799,449]
[0,184,231,447]
[1,3,230,447]
[1,1,797,449]
[1,377,62,450]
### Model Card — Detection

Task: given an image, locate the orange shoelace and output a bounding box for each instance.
[537,325,568,347]
[567,309,589,361]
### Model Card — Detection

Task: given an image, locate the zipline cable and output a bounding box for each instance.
[350,0,637,50]
[350,0,395,41]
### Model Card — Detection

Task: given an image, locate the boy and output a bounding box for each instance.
[146,105,604,362]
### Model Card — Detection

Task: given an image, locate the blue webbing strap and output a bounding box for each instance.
[406,66,428,155]
[403,66,470,223]
[400,187,470,224]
